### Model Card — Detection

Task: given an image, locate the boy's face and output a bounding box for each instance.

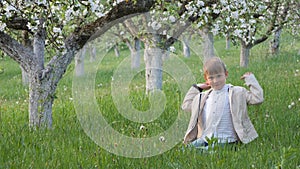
[205,71,228,90]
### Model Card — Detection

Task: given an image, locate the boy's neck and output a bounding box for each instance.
[212,84,228,91]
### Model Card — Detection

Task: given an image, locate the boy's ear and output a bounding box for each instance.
[204,74,208,81]
[225,71,229,78]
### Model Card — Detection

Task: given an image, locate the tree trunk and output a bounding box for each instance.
[144,45,163,94]
[21,65,29,86]
[90,45,96,62]
[29,21,54,128]
[126,38,141,69]
[199,26,215,63]
[240,41,252,67]
[125,38,141,69]
[225,32,230,50]
[29,73,54,128]
[162,48,170,61]
[270,28,282,55]
[0,0,156,129]
[131,38,141,69]
[114,44,120,57]
[21,31,31,86]
[75,46,85,76]
[182,34,191,58]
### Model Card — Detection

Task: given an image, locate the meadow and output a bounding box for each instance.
[0,35,299,168]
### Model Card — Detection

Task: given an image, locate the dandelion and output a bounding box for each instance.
[139,125,146,130]
[288,105,292,109]
[159,136,165,142]
[291,102,295,106]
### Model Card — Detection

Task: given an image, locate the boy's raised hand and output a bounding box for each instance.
[240,72,252,80]
[198,82,211,90]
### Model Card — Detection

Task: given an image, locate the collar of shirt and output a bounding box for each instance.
[212,84,229,94]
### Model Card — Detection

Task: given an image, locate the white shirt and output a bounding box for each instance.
[201,84,238,143]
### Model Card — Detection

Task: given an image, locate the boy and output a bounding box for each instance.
[182,57,264,148]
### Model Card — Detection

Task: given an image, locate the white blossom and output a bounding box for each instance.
[0,23,7,31]
[233,29,242,36]
[197,21,203,28]
[112,0,125,6]
[239,18,245,24]
[65,8,73,21]
[212,22,220,35]
[197,1,205,7]
[231,11,239,19]
[258,16,265,21]
[220,0,228,5]
[26,22,37,31]
[139,125,146,130]
[37,0,47,6]
[258,5,267,11]
[53,27,62,33]
[249,19,256,24]
[6,5,16,11]
[213,9,220,14]
[151,21,161,30]
[159,136,165,142]
[95,12,105,17]
[169,46,176,53]
[225,17,230,23]
[169,15,176,23]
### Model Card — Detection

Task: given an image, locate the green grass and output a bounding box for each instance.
[0,35,300,168]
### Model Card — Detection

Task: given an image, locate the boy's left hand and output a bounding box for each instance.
[240,72,252,80]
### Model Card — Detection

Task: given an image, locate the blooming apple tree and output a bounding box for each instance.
[222,0,292,67]
[0,0,155,128]
[183,0,294,67]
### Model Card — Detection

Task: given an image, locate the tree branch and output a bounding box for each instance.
[0,31,33,71]
[47,0,156,87]
[6,17,30,32]
[64,0,156,50]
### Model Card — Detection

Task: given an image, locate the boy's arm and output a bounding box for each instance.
[242,73,264,105]
[181,84,203,112]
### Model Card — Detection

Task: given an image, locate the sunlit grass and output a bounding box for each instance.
[0,36,299,168]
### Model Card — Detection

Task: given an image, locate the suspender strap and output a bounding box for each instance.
[192,84,203,92]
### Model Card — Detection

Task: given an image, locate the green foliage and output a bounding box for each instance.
[0,36,300,168]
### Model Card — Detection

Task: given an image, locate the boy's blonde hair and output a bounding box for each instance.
[203,57,227,78]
